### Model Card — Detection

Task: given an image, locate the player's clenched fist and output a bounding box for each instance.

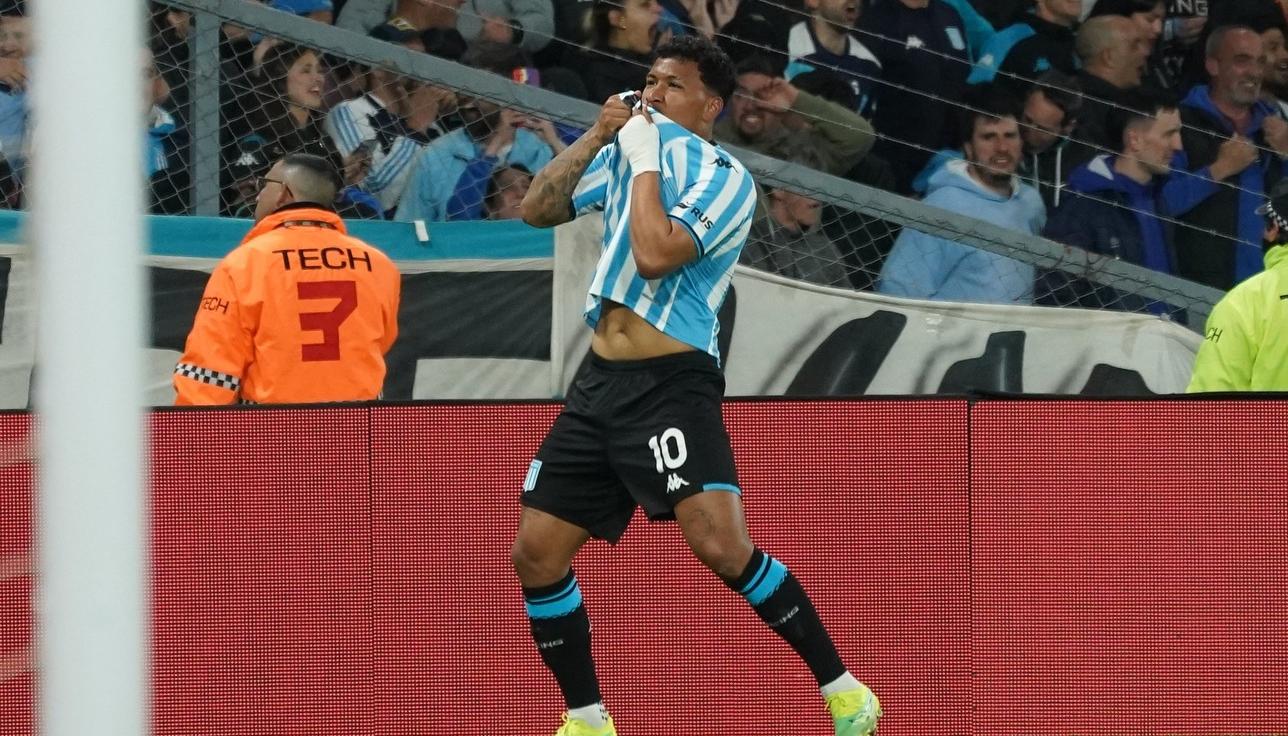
[590,95,633,145]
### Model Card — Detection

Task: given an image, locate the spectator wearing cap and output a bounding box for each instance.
[784,0,883,119]
[859,0,975,192]
[714,54,875,177]
[326,18,433,216]
[1187,184,1288,391]
[969,0,1082,87]
[1175,25,1288,290]
[396,42,557,222]
[458,0,556,53]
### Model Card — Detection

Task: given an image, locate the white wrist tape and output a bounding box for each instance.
[617,114,661,176]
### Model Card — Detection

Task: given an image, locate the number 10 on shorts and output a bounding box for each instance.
[647,428,688,473]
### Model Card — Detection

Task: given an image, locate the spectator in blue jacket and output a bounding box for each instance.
[1173,25,1288,289]
[878,85,1046,304]
[395,42,557,222]
[1040,88,1185,314]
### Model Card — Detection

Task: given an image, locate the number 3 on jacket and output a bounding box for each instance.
[298,280,358,362]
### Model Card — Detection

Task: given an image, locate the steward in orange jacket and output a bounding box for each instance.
[174,154,400,404]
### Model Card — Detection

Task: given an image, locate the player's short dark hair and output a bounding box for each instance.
[1105,86,1179,152]
[281,153,342,204]
[655,34,737,104]
[957,84,1022,146]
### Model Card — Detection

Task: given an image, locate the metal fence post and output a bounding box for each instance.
[191,9,221,215]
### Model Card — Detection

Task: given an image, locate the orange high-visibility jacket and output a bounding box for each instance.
[174,205,400,405]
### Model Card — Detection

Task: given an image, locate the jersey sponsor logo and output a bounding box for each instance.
[272,247,374,272]
[666,473,690,493]
[1204,327,1222,343]
[523,460,542,492]
[907,34,925,49]
[677,202,716,231]
[711,157,734,170]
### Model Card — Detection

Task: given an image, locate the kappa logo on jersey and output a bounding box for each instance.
[666,473,690,493]
[711,157,734,170]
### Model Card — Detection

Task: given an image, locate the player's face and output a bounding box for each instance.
[642,57,722,136]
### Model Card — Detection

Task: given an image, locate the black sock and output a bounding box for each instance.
[727,548,846,686]
[524,570,602,708]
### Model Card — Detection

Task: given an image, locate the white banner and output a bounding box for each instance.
[553,216,1201,397]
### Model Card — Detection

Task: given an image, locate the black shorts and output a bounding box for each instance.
[520,350,740,543]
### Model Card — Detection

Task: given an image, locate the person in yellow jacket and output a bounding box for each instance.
[1188,188,1288,392]
[174,153,401,405]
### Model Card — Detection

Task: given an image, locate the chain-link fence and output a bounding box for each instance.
[137,0,1229,327]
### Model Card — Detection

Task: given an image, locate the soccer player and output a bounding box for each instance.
[515,35,882,736]
[173,153,401,404]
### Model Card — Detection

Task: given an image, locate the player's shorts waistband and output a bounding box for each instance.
[588,349,718,373]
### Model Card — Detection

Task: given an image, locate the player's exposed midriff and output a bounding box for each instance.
[591,299,697,361]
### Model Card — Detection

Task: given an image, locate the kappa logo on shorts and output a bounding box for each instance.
[665,473,690,493]
[523,460,542,492]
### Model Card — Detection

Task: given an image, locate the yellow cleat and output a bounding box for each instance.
[826,683,882,736]
[552,713,617,736]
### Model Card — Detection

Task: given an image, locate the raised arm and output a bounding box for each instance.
[521,96,632,228]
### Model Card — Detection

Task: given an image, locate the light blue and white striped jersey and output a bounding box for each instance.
[571,110,756,361]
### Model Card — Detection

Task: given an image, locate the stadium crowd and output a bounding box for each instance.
[4,0,1288,313]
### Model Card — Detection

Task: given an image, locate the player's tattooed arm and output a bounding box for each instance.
[521,96,632,228]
